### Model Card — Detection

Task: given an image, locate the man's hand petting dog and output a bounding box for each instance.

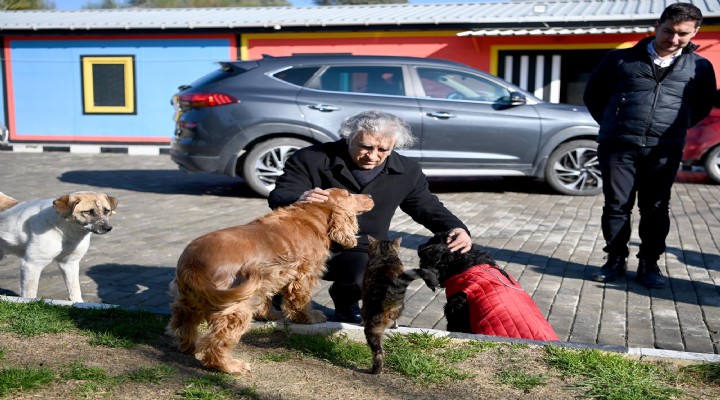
[297,187,330,203]
[446,227,472,253]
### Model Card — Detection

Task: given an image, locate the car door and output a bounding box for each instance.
[296,64,422,159]
[411,66,542,175]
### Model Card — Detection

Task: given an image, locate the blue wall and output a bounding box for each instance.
[5,34,235,144]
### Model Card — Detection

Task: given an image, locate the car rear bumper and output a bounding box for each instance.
[169,148,231,176]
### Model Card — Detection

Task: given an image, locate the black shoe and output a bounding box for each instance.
[328,283,362,324]
[333,303,361,324]
[636,259,666,289]
[592,255,627,282]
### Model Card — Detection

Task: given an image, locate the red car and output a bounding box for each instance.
[683,107,720,184]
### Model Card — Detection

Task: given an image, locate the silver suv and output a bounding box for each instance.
[170,54,600,197]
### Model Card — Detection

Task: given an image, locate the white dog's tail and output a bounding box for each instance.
[177,268,263,310]
[0,191,18,212]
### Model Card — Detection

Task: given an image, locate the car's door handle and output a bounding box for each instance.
[308,104,340,112]
[426,111,456,119]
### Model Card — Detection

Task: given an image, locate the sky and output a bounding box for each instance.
[53,0,486,10]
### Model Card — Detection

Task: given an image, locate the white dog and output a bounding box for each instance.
[0,191,118,302]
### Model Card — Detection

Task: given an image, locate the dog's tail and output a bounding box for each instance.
[177,267,263,311]
[0,191,18,212]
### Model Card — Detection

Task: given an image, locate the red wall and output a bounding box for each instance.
[242,28,720,83]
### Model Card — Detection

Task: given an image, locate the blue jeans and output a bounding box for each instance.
[598,142,683,260]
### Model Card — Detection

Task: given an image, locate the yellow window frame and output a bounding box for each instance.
[81,56,135,114]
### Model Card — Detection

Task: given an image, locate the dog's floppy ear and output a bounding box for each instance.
[53,194,79,219]
[328,205,359,249]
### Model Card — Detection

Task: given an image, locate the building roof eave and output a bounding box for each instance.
[457,26,656,37]
[0,2,717,33]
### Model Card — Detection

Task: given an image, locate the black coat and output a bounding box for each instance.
[268,139,469,248]
[583,36,716,147]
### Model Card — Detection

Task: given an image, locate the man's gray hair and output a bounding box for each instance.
[339,110,418,150]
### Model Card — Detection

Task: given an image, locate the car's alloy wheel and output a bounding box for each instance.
[703,145,720,184]
[545,140,602,196]
[242,137,312,197]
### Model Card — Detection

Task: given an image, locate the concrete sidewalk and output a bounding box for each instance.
[1,151,718,357]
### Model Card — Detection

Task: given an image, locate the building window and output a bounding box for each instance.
[81,56,135,114]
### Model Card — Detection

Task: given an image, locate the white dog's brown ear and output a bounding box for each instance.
[106,195,119,213]
[52,195,76,219]
[329,207,359,249]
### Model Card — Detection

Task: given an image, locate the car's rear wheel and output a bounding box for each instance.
[703,145,720,184]
[544,140,602,196]
[242,137,312,197]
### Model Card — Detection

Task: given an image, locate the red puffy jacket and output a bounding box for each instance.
[444,265,559,341]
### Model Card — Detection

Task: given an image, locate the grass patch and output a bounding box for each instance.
[70,306,168,348]
[180,373,240,399]
[60,360,119,397]
[439,339,498,363]
[0,300,74,336]
[496,368,548,392]
[258,350,296,362]
[61,360,111,381]
[0,366,55,396]
[286,332,371,370]
[125,365,178,383]
[283,330,476,384]
[0,300,168,348]
[384,332,474,383]
[679,363,720,386]
[544,346,683,400]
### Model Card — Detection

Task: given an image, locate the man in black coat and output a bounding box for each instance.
[583,2,716,289]
[268,110,472,323]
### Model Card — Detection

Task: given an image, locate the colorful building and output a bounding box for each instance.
[0,1,718,153]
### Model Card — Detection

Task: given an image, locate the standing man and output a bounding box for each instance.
[584,2,716,289]
[268,110,472,323]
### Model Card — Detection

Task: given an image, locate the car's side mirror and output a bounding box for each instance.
[509,92,526,106]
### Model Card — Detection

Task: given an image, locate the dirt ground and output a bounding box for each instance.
[1,328,718,400]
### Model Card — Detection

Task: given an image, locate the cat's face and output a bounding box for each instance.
[367,236,402,256]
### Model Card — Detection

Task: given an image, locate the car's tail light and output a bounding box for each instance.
[177,93,238,109]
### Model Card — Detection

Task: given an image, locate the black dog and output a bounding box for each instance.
[418,231,559,341]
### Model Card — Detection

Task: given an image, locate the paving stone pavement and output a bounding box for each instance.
[1,151,719,355]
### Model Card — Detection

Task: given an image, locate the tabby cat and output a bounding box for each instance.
[362,236,439,374]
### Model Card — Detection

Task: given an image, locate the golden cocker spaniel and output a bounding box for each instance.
[167,188,374,375]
